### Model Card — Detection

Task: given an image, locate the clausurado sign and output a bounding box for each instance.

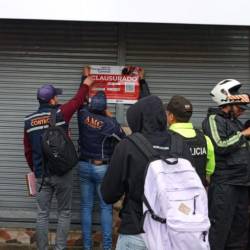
[89,65,141,104]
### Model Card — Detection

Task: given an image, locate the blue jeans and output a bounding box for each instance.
[116,234,147,250]
[79,161,112,250]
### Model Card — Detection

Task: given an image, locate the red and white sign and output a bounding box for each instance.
[89,65,141,104]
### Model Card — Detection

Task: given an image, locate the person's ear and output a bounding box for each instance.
[169,112,174,122]
[167,111,175,125]
[49,96,57,105]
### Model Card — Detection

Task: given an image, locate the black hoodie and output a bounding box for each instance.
[101,96,171,234]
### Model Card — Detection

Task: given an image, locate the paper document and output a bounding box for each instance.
[26,172,36,196]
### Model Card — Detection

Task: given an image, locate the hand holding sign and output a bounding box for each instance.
[88,65,142,104]
[82,66,91,77]
[83,75,94,87]
[105,110,113,117]
[138,68,145,80]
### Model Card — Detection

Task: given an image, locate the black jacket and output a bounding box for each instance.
[101,95,171,234]
[139,79,151,99]
[202,107,250,185]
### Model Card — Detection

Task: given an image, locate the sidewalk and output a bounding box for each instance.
[0,244,117,249]
[0,245,95,250]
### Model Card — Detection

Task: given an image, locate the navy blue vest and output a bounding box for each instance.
[24,104,68,178]
[78,107,124,160]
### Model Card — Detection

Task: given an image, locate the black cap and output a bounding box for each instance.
[165,95,193,122]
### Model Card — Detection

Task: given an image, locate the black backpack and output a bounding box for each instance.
[41,110,78,177]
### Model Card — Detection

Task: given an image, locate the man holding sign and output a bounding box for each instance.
[83,65,150,104]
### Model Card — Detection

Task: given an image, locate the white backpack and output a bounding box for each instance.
[129,133,210,250]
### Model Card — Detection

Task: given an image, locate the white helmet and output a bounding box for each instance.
[210,79,246,106]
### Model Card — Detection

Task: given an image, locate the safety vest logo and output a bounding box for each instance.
[31,116,50,126]
[190,147,207,156]
[84,116,104,129]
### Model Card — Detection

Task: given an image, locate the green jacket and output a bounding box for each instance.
[169,122,215,176]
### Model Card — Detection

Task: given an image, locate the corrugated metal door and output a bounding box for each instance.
[0,20,250,228]
[125,23,250,125]
[0,19,118,228]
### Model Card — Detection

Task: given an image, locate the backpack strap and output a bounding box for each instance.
[193,128,208,161]
[39,109,57,192]
[142,194,166,224]
[168,129,185,157]
[49,109,57,127]
[194,128,207,149]
[127,132,160,161]
[193,128,208,186]
[127,133,166,233]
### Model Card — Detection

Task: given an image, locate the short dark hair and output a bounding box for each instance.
[165,95,193,122]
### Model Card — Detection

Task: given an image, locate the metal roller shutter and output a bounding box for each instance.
[125,23,250,125]
[0,19,118,228]
[0,19,250,228]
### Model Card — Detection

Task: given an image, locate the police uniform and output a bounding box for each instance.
[203,107,250,250]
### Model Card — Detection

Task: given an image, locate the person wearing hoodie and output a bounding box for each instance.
[77,91,125,250]
[101,95,171,249]
[202,79,250,250]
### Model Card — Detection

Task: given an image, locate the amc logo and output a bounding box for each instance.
[84,116,104,129]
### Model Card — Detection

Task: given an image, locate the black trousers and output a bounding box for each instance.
[208,183,248,250]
